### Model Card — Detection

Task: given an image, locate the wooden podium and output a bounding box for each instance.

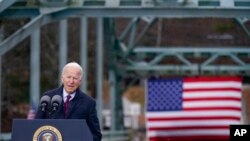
[11,119,93,141]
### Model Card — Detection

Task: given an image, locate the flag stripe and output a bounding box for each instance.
[148,116,241,121]
[148,125,229,130]
[184,76,241,82]
[183,91,241,98]
[147,120,240,127]
[183,107,241,111]
[184,97,241,101]
[146,110,242,117]
[183,82,241,89]
[183,100,241,108]
[148,129,229,136]
[184,88,241,92]
[149,136,229,141]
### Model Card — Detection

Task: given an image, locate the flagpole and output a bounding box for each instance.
[144,78,148,141]
[0,56,2,137]
[0,24,3,137]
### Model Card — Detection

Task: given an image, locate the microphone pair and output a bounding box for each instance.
[39,95,62,112]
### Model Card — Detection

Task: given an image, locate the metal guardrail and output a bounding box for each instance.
[0,133,11,141]
[5,0,250,8]
[0,130,132,141]
[102,130,132,141]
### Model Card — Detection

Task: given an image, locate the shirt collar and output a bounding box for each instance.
[63,89,76,102]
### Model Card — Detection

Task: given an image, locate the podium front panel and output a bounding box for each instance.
[11,119,93,141]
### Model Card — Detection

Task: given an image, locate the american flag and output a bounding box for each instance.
[27,102,36,119]
[146,76,242,141]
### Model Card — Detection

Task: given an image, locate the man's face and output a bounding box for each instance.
[61,66,82,94]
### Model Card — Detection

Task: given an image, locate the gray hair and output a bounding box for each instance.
[61,62,83,79]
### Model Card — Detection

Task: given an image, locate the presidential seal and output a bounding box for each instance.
[33,125,62,141]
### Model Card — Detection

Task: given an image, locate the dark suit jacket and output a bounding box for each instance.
[35,85,102,141]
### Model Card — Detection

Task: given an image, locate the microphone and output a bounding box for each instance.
[40,95,51,112]
[51,95,62,112]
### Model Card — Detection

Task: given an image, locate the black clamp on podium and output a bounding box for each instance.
[11,119,93,141]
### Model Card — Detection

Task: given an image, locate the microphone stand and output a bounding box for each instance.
[40,104,51,119]
[48,104,60,119]
[41,106,55,119]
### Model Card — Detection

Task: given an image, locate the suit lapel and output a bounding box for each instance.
[58,86,65,118]
[67,88,81,118]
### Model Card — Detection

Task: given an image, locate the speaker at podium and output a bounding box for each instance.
[11,119,93,141]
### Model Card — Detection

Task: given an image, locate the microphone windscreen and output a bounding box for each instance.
[40,95,51,104]
[51,95,62,105]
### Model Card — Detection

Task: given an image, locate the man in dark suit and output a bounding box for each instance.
[35,62,102,141]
